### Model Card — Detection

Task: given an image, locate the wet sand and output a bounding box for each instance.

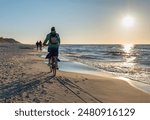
[0,43,150,103]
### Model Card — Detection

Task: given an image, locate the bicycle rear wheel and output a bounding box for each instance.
[52,58,57,76]
[49,58,52,73]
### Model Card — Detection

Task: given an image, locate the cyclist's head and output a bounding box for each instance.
[51,27,55,32]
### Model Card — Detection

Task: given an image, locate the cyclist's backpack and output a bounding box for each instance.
[50,34,59,44]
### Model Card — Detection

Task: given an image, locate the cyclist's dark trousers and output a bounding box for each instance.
[48,47,59,57]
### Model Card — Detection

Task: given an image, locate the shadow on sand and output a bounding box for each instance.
[0,72,54,102]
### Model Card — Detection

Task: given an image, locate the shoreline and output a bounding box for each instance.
[41,51,150,94]
[0,43,150,102]
[40,51,150,102]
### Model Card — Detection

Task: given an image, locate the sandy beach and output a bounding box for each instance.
[0,43,150,103]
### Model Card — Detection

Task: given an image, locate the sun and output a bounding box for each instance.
[122,15,135,28]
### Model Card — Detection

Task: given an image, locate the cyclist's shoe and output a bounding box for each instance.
[57,58,60,62]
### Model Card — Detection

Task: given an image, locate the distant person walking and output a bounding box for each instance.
[36,41,39,50]
[39,40,42,51]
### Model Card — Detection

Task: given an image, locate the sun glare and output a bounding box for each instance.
[122,15,135,28]
[122,44,134,53]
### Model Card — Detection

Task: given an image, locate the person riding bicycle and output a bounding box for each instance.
[43,27,60,68]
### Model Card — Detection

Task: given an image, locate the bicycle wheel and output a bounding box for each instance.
[49,58,52,73]
[52,58,57,76]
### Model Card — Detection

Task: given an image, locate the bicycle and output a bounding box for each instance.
[43,44,59,76]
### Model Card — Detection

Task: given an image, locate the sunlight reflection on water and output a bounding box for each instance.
[122,44,136,67]
[122,44,134,53]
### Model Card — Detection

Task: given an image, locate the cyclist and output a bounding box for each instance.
[43,27,60,68]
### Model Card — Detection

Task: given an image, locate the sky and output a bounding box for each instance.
[0,0,150,44]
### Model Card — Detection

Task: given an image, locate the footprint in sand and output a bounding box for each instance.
[46,81,53,84]
[41,85,44,88]
[82,78,88,81]
[74,80,79,83]
[23,92,30,98]
[25,94,29,98]
[65,89,69,93]
[33,98,40,103]
[44,99,50,102]
[77,91,80,94]
[40,90,47,95]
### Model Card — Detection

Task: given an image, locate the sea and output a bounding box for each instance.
[43,44,150,86]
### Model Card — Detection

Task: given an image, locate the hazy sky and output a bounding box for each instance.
[0,0,150,44]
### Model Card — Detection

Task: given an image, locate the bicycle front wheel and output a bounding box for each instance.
[52,67,56,76]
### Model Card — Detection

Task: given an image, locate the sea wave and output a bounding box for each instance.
[59,44,150,85]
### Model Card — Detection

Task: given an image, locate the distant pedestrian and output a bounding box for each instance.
[39,41,42,51]
[36,41,39,50]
